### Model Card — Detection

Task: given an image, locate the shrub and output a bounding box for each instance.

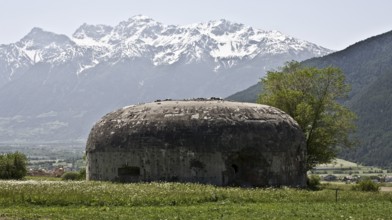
[0,152,27,180]
[352,179,380,192]
[79,168,86,180]
[307,175,321,190]
[61,172,81,181]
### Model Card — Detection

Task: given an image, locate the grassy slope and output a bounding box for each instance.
[316,158,362,168]
[0,181,391,219]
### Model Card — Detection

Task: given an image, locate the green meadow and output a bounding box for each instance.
[0,180,391,219]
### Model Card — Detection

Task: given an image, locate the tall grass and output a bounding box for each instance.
[0,180,390,207]
[0,180,391,219]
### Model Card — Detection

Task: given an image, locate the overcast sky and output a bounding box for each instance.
[1,0,392,50]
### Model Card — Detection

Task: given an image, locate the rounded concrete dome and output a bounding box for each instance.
[86,100,307,187]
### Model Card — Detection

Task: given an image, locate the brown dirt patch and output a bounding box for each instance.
[380,187,392,192]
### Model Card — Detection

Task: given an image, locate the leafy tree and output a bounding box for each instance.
[258,61,356,169]
[0,152,28,179]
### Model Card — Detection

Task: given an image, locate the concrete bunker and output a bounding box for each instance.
[86,100,307,187]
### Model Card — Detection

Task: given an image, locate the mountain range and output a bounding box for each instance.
[228,30,392,168]
[0,15,331,143]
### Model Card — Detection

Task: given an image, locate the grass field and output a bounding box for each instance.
[0,180,391,219]
[311,158,391,178]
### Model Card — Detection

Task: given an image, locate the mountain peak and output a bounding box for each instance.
[208,19,240,27]
[28,27,46,34]
[205,19,245,35]
[120,15,162,27]
[73,23,113,40]
[130,15,155,22]
[20,27,72,47]
[23,27,54,39]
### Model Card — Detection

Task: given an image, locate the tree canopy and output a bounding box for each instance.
[258,61,356,169]
[0,152,28,179]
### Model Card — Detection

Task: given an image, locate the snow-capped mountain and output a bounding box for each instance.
[0,15,332,143]
[1,15,330,82]
[74,15,330,68]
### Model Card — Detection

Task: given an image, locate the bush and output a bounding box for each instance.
[0,152,27,180]
[79,168,86,180]
[307,175,321,190]
[352,179,380,192]
[61,172,81,181]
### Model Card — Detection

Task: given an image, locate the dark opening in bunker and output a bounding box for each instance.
[231,164,239,174]
[118,166,140,176]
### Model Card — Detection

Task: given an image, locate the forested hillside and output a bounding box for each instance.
[339,68,392,167]
[226,82,261,103]
[227,30,392,168]
[303,30,392,168]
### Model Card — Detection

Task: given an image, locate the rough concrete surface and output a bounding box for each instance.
[86,100,307,187]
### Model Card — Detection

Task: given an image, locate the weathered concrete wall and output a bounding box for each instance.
[87,149,305,186]
[87,150,226,184]
[86,100,307,187]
